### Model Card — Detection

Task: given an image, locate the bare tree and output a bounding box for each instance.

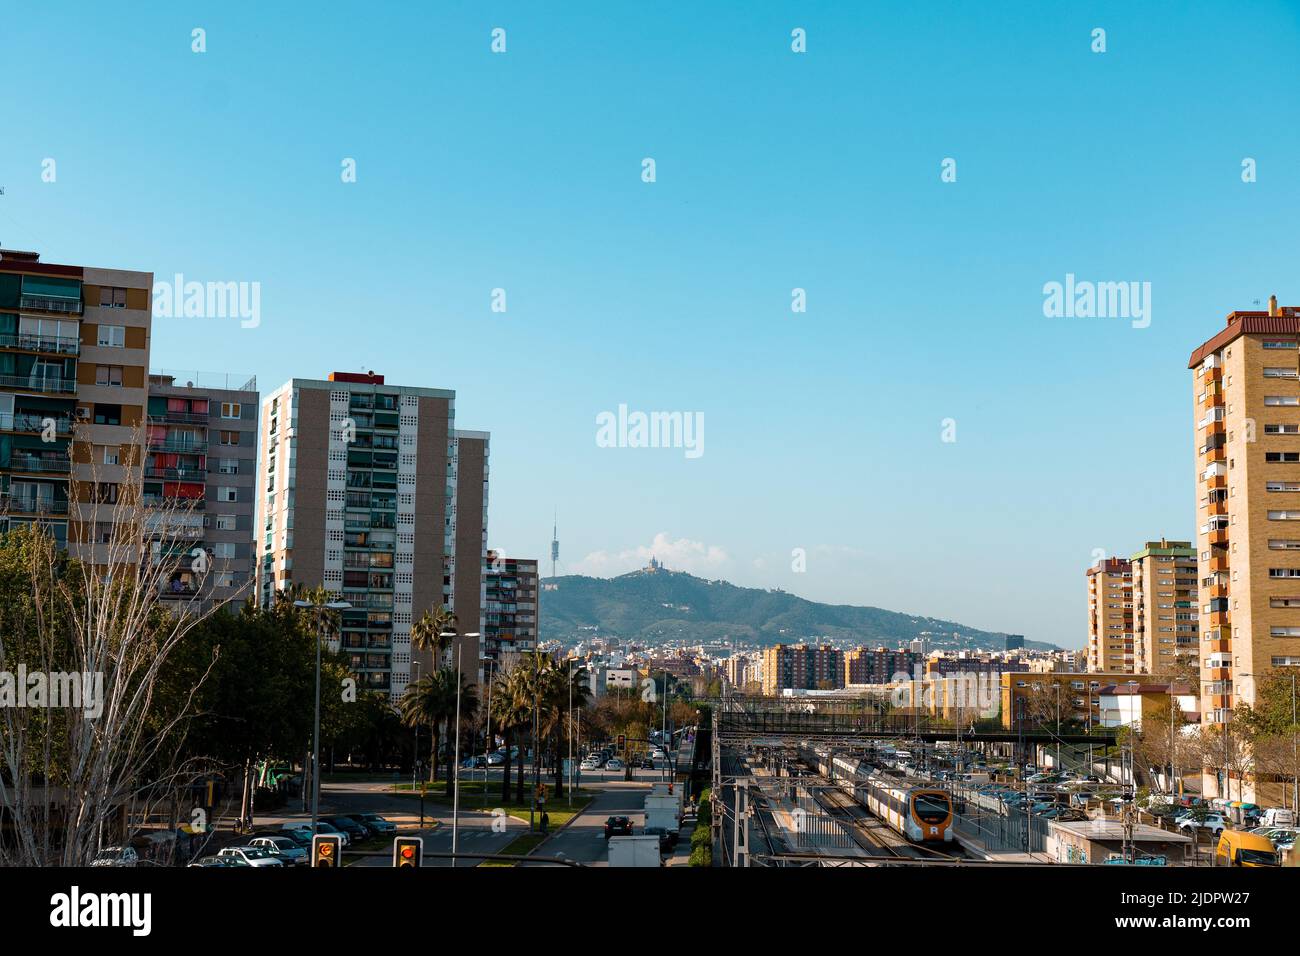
[0,436,227,865]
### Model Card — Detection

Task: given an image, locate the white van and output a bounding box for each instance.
[1261,808,1296,828]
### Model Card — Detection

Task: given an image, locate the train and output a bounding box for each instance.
[812,748,955,843]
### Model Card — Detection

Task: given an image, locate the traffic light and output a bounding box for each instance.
[393,836,423,868]
[617,733,626,751]
[312,833,342,868]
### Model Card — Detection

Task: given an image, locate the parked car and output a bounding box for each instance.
[287,821,349,846]
[322,816,370,841]
[604,815,634,839]
[90,845,139,868]
[188,855,247,868]
[1179,813,1227,836]
[487,752,506,766]
[248,836,309,866]
[278,827,315,848]
[462,755,487,769]
[606,758,626,772]
[217,846,285,868]
[357,813,397,836]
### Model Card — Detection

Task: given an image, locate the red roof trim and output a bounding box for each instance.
[1188,311,1300,368]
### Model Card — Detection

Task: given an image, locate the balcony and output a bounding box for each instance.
[1208,528,1229,546]
[1206,497,1228,517]
[142,494,204,510]
[148,439,208,454]
[0,374,77,394]
[0,412,74,435]
[0,331,80,356]
[1202,389,1223,410]
[158,584,200,599]
[1207,554,1230,573]
[144,466,206,481]
[19,294,83,315]
[1208,611,1230,630]
[0,495,69,515]
[6,454,71,474]
[147,410,209,425]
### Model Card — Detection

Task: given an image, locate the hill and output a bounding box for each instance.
[538,567,1053,652]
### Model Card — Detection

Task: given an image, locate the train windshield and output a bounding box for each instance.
[914,792,950,823]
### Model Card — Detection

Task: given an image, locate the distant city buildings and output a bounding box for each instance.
[761,643,844,694]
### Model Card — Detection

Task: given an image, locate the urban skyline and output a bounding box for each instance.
[5,3,1299,650]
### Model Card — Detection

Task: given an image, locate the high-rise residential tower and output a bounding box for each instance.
[1188,296,1300,724]
[0,248,151,568]
[483,550,538,668]
[1129,538,1198,674]
[146,372,258,609]
[256,371,488,702]
[1086,557,1134,673]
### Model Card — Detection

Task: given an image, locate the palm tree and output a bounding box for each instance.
[411,605,457,668]
[491,668,533,803]
[541,659,591,796]
[400,674,444,784]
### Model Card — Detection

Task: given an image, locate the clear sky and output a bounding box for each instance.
[3,1,1299,648]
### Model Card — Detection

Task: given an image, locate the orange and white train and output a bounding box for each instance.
[818,751,955,843]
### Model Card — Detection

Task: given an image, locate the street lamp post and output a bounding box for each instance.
[530,663,541,833]
[442,629,480,868]
[568,659,574,807]
[481,656,496,808]
[293,599,352,835]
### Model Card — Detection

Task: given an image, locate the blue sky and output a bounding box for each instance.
[3,1,1299,648]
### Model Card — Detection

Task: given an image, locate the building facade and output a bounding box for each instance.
[0,248,151,569]
[762,643,844,695]
[256,371,488,702]
[1129,539,1198,674]
[1086,557,1134,672]
[483,550,538,667]
[1188,297,1300,724]
[146,374,258,609]
[843,646,919,685]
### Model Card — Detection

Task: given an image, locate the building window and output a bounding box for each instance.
[94,483,119,504]
[218,487,237,503]
[95,365,124,387]
[1264,368,1299,379]
[97,324,126,348]
[100,445,119,466]
[92,404,122,426]
[219,430,239,446]
[1264,396,1300,406]
[215,514,237,531]
[213,542,236,559]
[221,402,241,419]
[99,287,127,308]
[218,458,239,475]
[1267,453,1300,464]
